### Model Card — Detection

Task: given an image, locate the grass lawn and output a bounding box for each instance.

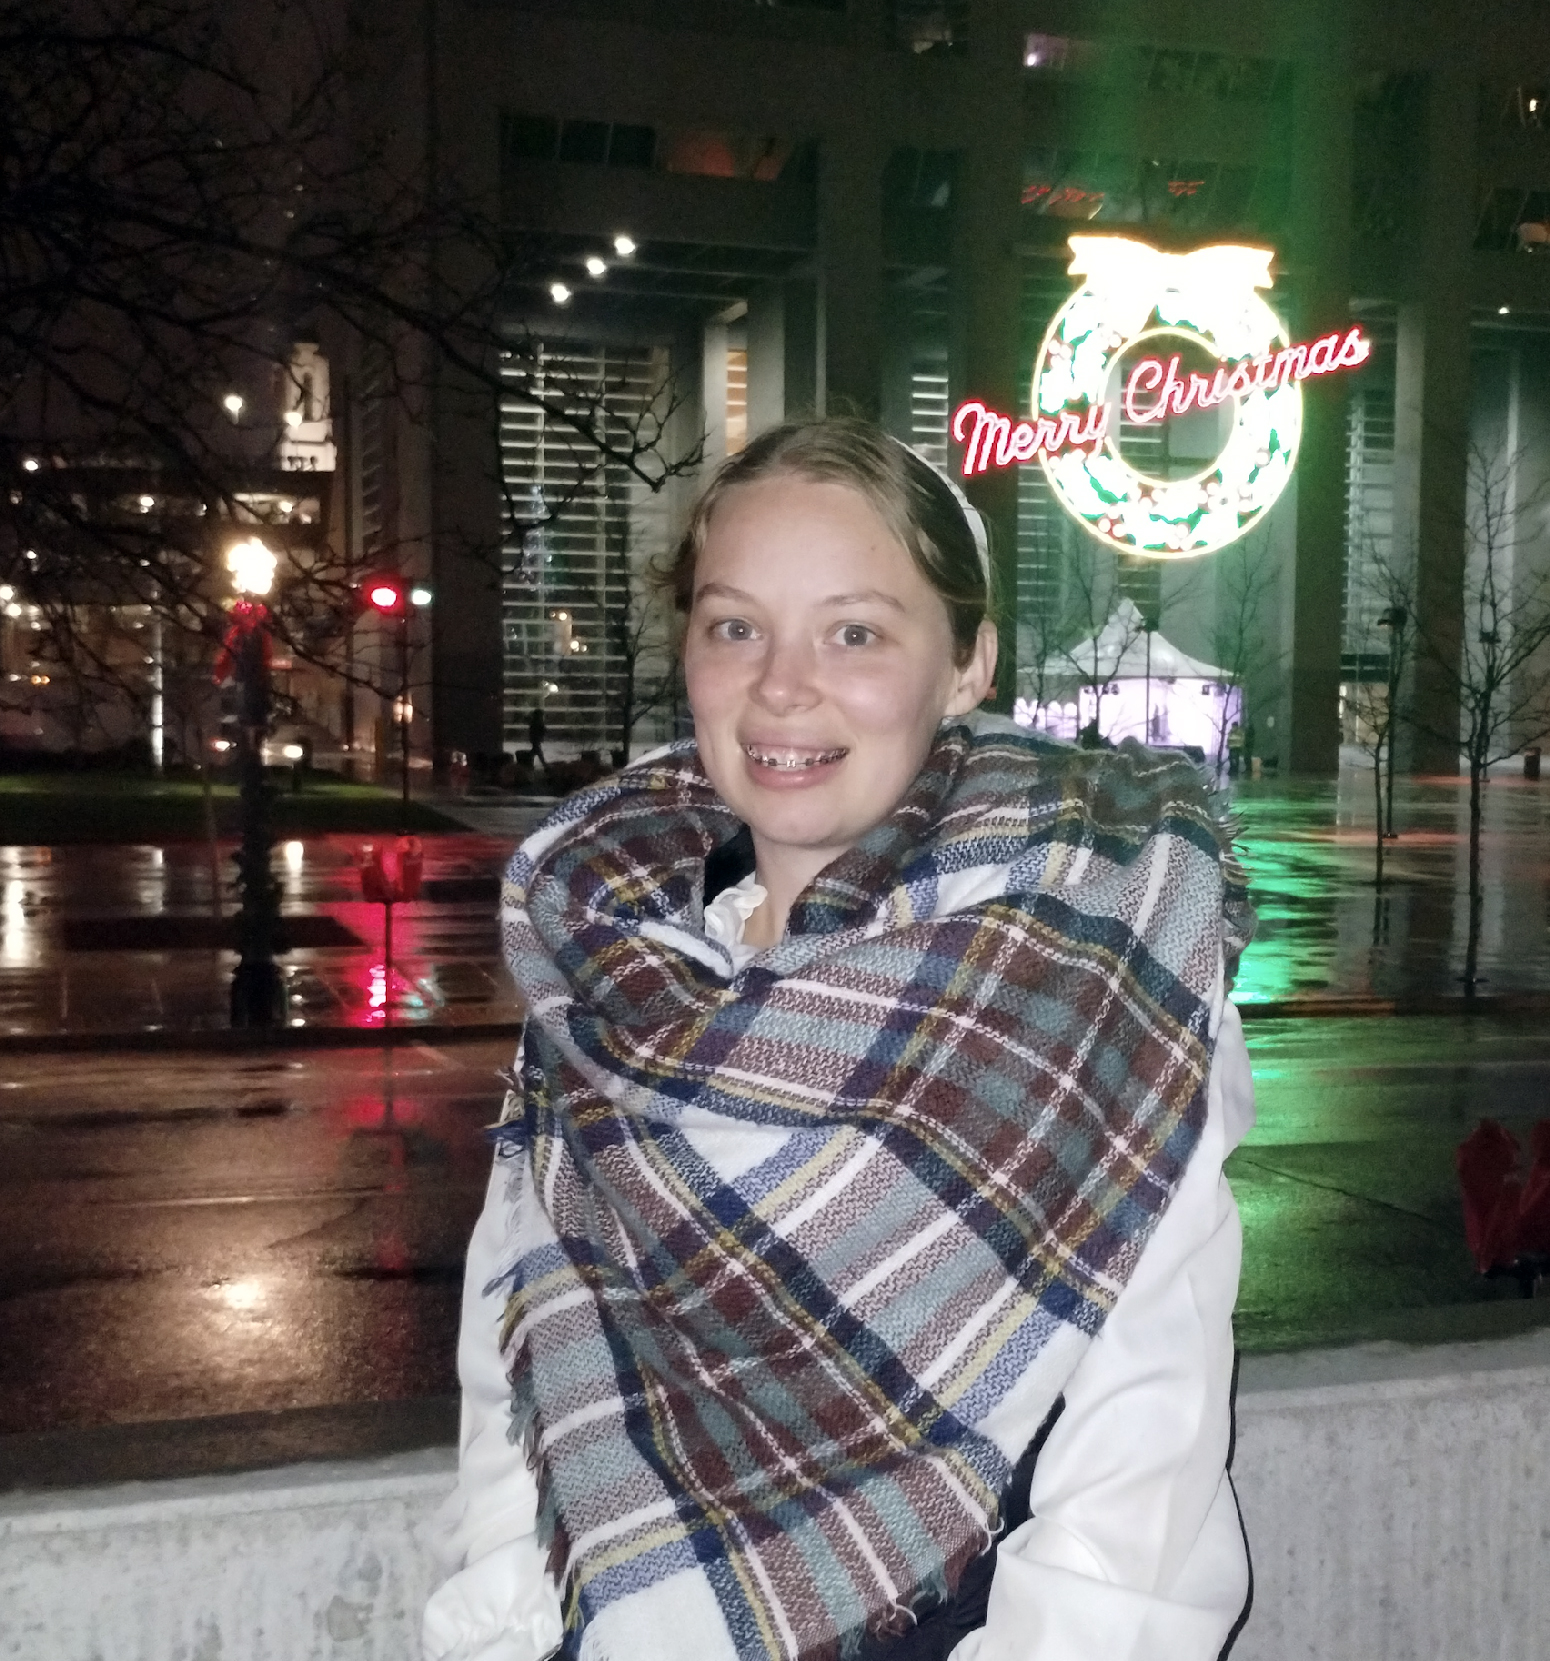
[0,770,461,844]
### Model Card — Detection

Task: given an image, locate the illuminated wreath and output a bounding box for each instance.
[1034,237,1302,560]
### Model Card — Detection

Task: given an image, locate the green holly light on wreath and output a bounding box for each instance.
[952,236,1371,560]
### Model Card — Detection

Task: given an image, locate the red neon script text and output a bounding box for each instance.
[1123,325,1370,425]
[953,400,1110,476]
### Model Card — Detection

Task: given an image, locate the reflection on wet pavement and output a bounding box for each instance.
[1229,768,1550,1003]
[1,771,1547,1035]
[6,1019,1550,1438]
[0,831,540,1035]
[0,1042,510,1434]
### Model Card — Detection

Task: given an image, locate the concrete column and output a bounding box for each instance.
[783,276,819,421]
[1506,337,1550,752]
[1397,63,1476,774]
[817,132,886,418]
[746,284,786,441]
[429,362,505,769]
[951,0,1024,711]
[425,2,504,770]
[1285,14,1354,774]
[702,318,731,467]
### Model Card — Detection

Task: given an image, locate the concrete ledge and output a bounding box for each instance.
[5,1334,1550,1660]
[1232,1330,1550,1661]
[0,1448,456,1661]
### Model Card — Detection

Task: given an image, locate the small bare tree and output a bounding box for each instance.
[1343,552,1414,886]
[605,513,678,764]
[1205,531,1283,774]
[1414,444,1550,986]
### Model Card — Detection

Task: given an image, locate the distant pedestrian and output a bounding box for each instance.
[1226,720,1244,777]
[528,705,547,770]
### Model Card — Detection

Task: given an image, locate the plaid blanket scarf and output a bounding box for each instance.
[494,717,1252,1661]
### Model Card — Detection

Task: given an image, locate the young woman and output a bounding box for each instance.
[424,419,1257,1661]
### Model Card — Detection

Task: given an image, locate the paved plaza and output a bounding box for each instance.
[1230,761,1550,1006]
[1,766,1548,1040]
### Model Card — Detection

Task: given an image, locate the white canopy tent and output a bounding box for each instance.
[1014,599,1242,755]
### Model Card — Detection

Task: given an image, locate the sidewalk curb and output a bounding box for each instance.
[1238,992,1550,1020]
[0,1021,523,1056]
[3,996,1547,1053]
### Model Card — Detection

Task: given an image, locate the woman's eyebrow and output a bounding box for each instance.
[693,581,757,603]
[822,589,907,612]
[693,581,906,613]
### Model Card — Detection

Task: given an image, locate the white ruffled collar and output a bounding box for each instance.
[704,871,767,969]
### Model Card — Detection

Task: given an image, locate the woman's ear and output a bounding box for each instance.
[945,620,999,716]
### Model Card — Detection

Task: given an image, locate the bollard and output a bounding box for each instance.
[359,837,423,1026]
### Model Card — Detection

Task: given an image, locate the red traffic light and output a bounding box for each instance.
[361,574,406,615]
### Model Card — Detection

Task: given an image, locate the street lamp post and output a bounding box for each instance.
[226,538,284,1028]
[396,612,410,812]
[362,576,412,817]
[1376,605,1409,840]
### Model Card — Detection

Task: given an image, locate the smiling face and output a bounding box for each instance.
[683,472,996,911]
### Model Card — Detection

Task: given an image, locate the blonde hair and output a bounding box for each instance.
[663,417,992,666]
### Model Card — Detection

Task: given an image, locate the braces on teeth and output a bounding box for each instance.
[744,746,846,769]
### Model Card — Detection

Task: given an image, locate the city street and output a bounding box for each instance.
[0,1039,510,1438]
[3,1015,1548,1454]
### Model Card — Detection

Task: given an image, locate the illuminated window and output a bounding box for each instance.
[725,349,747,456]
[1024,34,1072,72]
[658,130,794,181]
[497,344,674,755]
[1504,86,1548,128]
[1476,187,1550,253]
[504,110,798,184]
[894,1,967,56]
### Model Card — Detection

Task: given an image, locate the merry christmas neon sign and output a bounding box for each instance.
[952,237,1372,559]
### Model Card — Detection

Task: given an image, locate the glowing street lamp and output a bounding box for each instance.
[613,233,636,257]
[222,392,246,421]
[223,537,282,1027]
[227,537,277,597]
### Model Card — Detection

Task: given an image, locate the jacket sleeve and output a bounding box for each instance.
[949,998,1256,1661]
[422,1154,565,1661]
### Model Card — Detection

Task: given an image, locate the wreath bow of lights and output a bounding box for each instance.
[953,236,1370,560]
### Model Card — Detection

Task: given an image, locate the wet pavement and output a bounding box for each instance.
[1230,762,1550,1005]
[0,815,545,1038]
[1,1016,1547,1460]
[1231,1012,1550,1353]
[0,768,1548,1038]
[0,1040,509,1439]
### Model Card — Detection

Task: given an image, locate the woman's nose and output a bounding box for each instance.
[752,634,819,712]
